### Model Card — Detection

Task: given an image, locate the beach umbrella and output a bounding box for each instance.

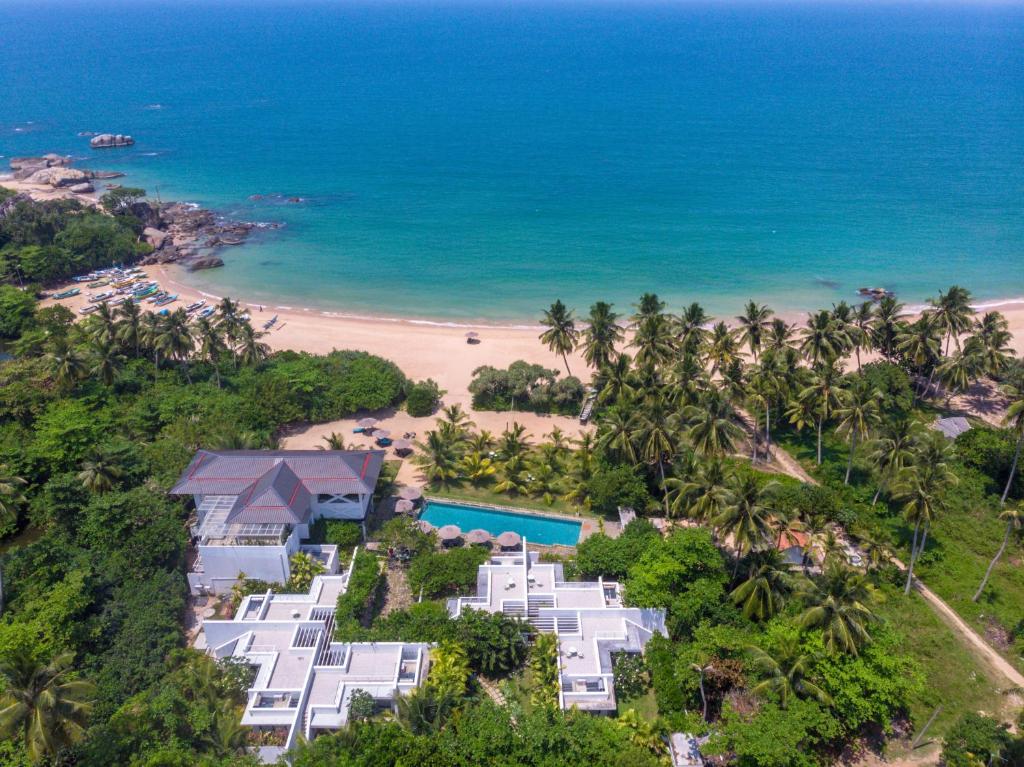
[496,531,521,549]
[399,486,423,502]
[374,429,391,439]
[437,525,462,541]
[465,331,479,339]
[358,417,378,429]
[417,520,435,534]
[394,499,415,515]
[392,438,412,453]
[466,529,491,545]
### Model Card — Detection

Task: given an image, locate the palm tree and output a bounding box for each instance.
[201,702,247,757]
[866,417,919,505]
[631,314,676,369]
[0,465,26,532]
[748,353,784,463]
[690,662,714,721]
[582,301,623,370]
[730,549,794,621]
[460,452,497,487]
[45,337,87,391]
[969,311,1013,377]
[216,296,243,367]
[88,301,118,346]
[736,301,774,361]
[139,312,162,378]
[746,639,831,708]
[928,285,974,355]
[684,386,744,459]
[790,360,844,466]
[539,300,579,376]
[494,454,531,497]
[597,408,638,464]
[870,295,906,360]
[631,292,666,327]
[896,314,942,401]
[155,308,194,382]
[634,399,680,515]
[236,322,270,367]
[395,685,459,735]
[850,301,875,371]
[800,310,848,366]
[115,299,143,358]
[597,352,634,405]
[704,321,739,374]
[665,457,732,523]
[764,317,796,353]
[972,503,1023,602]
[677,302,711,354]
[895,459,957,595]
[799,563,878,655]
[440,403,475,433]
[413,430,461,486]
[194,316,226,387]
[716,473,776,577]
[936,348,983,406]
[0,649,95,762]
[834,379,882,485]
[319,432,350,450]
[498,422,531,459]
[999,379,1024,505]
[77,453,123,493]
[468,429,496,455]
[88,337,124,387]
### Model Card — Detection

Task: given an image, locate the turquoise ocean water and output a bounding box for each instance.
[1,1,1022,323]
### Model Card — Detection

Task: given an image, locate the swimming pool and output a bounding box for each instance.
[419,501,582,547]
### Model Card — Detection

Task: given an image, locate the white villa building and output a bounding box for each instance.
[447,545,667,711]
[171,450,385,594]
[200,549,431,762]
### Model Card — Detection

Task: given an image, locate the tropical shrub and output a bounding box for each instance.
[586,464,652,516]
[611,651,650,702]
[307,518,363,552]
[408,546,490,599]
[528,633,560,709]
[469,360,584,414]
[452,609,528,677]
[406,379,443,417]
[334,550,384,639]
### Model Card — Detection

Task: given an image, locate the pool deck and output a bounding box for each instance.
[422,496,612,544]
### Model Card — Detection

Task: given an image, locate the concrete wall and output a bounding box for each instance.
[196,529,301,593]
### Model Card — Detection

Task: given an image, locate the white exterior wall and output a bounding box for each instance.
[196,528,301,593]
[310,494,368,521]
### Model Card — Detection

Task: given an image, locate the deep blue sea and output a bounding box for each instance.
[2,1,1022,322]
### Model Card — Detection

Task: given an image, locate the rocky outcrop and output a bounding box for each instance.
[68,182,95,194]
[182,255,224,271]
[9,155,73,180]
[90,134,134,149]
[24,167,90,188]
[143,227,170,249]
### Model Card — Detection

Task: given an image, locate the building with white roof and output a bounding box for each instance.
[171,449,385,594]
[447,543,667,711]
[200,548,430,763]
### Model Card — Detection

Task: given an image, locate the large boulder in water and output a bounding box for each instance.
[184,256,224,272]
[24,166,90,188]
[69,182,95,194]
[90,133,135,149]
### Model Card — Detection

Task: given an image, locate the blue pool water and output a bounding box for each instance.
[420,501,582,547]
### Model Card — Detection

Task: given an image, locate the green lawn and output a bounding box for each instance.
[874,583,1011,737]
[617,688,659,720]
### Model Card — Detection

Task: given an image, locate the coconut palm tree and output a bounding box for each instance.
[895,459,957,594]
[76,453,123,493]
[216,297,243,367]
[115,299,143,358]
[972,503,1023,602]
[969,311,1013,377]
[790,360,844,466]
[194,316,226,387]
[830,301,855,358]
[413,430,461,486]
[850,301,875,371]
[236,322,270,367]
[870,295,906,360]
[730,549,795,621]
[139,311,163,378]
[716,474,776,577]
[597,408,638,464]
[395,685,459,735]
[736,301,774,361]
[677,302,711,354]
[928,285,974,355]
[633,399,680,515]
[896,314,942,401]
[45,337,87,391]
[88,301,118,346]
[684,386,744,459]
[498,422,531,459]
[201,701,247,757]
[616,707,667,758]
[87,337,124,387]
[319,432,350,450]
[155,308,194,382]
[440,403,475,432]
[866,416,920,505]
[468,430,496,455]
[704,321,739,374]
[764,317,796,354]
[539,300,579,376]
[936,348,983,406]
[999,379,1024,505]
[835,379,882,485]
[665,457,732,523]
[631,292,666,327]
[597,352,634,405]
[631,314,676,369]
[746,639,831,708]
[494,454,531,497]
[0,649,95,762]
[748,353,785,463]
[799,310,848,366]
[460,452,497,487]
[582,301,623,370]
[799,563,878,655]
[0,465,26,532]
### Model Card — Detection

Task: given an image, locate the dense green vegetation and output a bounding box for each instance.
[468,360,585,415]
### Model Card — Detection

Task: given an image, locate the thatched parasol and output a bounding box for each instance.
[465,331,479,339]
[465,529,491,545]
[357,417,378,429]
[394,499,414,515]
[496,531,521,548]
[437,525,462,541]
[392,438,412,453]
[417,520,435,534]
[374,429,391,439]
[398,486,423,501]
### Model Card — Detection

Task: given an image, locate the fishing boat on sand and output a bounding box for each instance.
[53,288,80,299]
